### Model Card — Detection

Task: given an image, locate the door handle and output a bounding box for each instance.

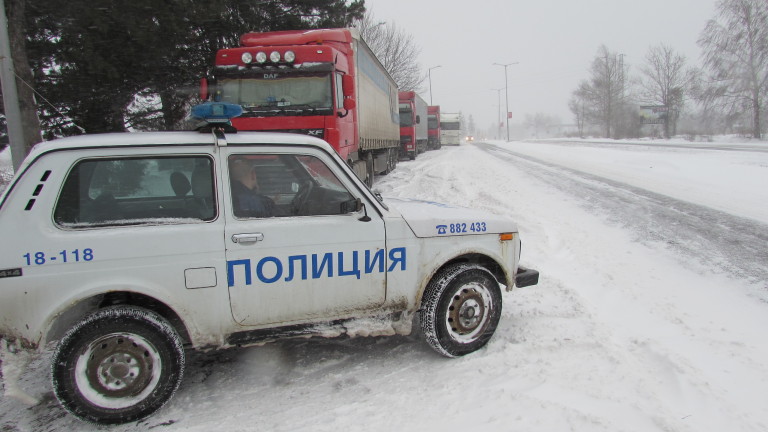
[232,233,264,244]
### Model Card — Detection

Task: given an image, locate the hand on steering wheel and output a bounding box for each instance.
[291,180,314,215]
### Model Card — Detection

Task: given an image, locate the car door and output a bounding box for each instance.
[222,145,387,327]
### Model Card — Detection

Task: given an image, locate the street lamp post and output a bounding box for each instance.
[428,65,441,105]
[491,88,503,140]
[493,62,518,142]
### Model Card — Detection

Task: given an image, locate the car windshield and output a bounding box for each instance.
[441,121,460,130]
[219,73,333,114]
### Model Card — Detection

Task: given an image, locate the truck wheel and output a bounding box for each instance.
[51,306,185,424]
[420,263,502,358]
[384,147,397,174]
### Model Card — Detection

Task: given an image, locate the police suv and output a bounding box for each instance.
[0,104,538,424]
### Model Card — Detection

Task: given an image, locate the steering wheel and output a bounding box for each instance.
[291,180,314,215]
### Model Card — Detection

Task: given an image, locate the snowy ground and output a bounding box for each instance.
[2,138,768,431]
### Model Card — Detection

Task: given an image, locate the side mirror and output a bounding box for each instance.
[340,197,363,214]
[415,115,421,124]
[199,78,209,101]
[342,74,355,97]
[343,98,356,110]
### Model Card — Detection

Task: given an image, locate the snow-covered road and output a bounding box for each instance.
[2,139,768,431]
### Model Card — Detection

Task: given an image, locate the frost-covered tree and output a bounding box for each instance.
[356,10,423,91]
[524,113,561,138]
[577,46,629,138]
[569,87,589,137]
[698,0,768,139]
[638,44,691,138]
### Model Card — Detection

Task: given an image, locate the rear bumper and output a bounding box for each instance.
[515,267,539,288]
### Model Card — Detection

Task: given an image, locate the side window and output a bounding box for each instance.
[54,156,215,227]
[228,153,355,219]
[335,73,344,110]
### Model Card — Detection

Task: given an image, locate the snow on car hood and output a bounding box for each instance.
[385,197,518,238]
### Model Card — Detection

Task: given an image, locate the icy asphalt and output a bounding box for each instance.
[478,143,768,288]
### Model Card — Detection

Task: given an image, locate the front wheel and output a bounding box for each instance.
[52,306,185,424]
[420,263,502,357]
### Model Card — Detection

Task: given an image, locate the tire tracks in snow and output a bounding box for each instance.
[477,143,768,292]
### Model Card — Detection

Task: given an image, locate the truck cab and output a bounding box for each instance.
[0,112,537,424]
[398,91,428,160]
[207,28,400,187]
[427,105,441,150]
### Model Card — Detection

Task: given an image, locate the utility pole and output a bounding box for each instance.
[428,65,441,105]
[493,62,518,142]
[0,0,25,171]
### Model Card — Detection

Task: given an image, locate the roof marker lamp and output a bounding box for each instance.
[255,51,267,64]
[284,50,296,63]
[241,52,253,64]
[191,102,243,124]
[270,51,281,62]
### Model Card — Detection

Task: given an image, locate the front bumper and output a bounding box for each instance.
[515,266,539,288]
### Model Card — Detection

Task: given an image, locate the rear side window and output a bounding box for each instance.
[54,156,215,228]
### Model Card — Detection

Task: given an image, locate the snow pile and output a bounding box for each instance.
[1,138,768,431]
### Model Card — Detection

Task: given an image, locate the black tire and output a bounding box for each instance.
[51,306,185,425]
[420,263,502,358]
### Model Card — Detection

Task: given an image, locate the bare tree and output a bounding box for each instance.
[637,44,691,138]
[356,10,423,91]
[698,0,768,139]
[569,87,589,137]
[524,112,561,138]
[577,46,629,138]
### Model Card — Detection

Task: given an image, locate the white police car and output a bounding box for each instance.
[0,104,538,424]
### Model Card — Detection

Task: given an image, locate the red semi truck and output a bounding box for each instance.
[202,28,400,185]
[398,91,428,160]
[427,105,441,150]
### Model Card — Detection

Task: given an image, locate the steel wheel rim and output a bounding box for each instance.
[445,281,493,343]
[74,332,163,409]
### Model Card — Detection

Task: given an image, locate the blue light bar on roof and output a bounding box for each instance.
[191,102,243,123]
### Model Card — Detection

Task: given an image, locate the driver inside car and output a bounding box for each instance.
[229,157,277,218]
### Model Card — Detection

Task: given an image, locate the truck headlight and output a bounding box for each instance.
[284,50,296,63]
[270,51,281,62]
[255,51,267,64]
[241,52,253,64]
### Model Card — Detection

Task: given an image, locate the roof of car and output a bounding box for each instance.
[25,131,334,158]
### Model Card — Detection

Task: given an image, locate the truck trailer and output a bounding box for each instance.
[203,28,400,185]
[440,112,462,146]
[398,91,428,160]
[427,105,441,150]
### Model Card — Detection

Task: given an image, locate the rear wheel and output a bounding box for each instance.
[51,306,185,424]
[383,147,398,174]
[420,263,502,357]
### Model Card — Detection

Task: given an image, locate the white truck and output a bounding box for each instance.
[0,105,538,424]
[440,112,462,146]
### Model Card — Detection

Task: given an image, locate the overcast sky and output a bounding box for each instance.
[366,0,720,134]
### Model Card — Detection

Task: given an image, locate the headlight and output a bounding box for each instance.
[255,51,267,64]
[284,50,296,63]
[241,52,253,64]
[270,51,281,62]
